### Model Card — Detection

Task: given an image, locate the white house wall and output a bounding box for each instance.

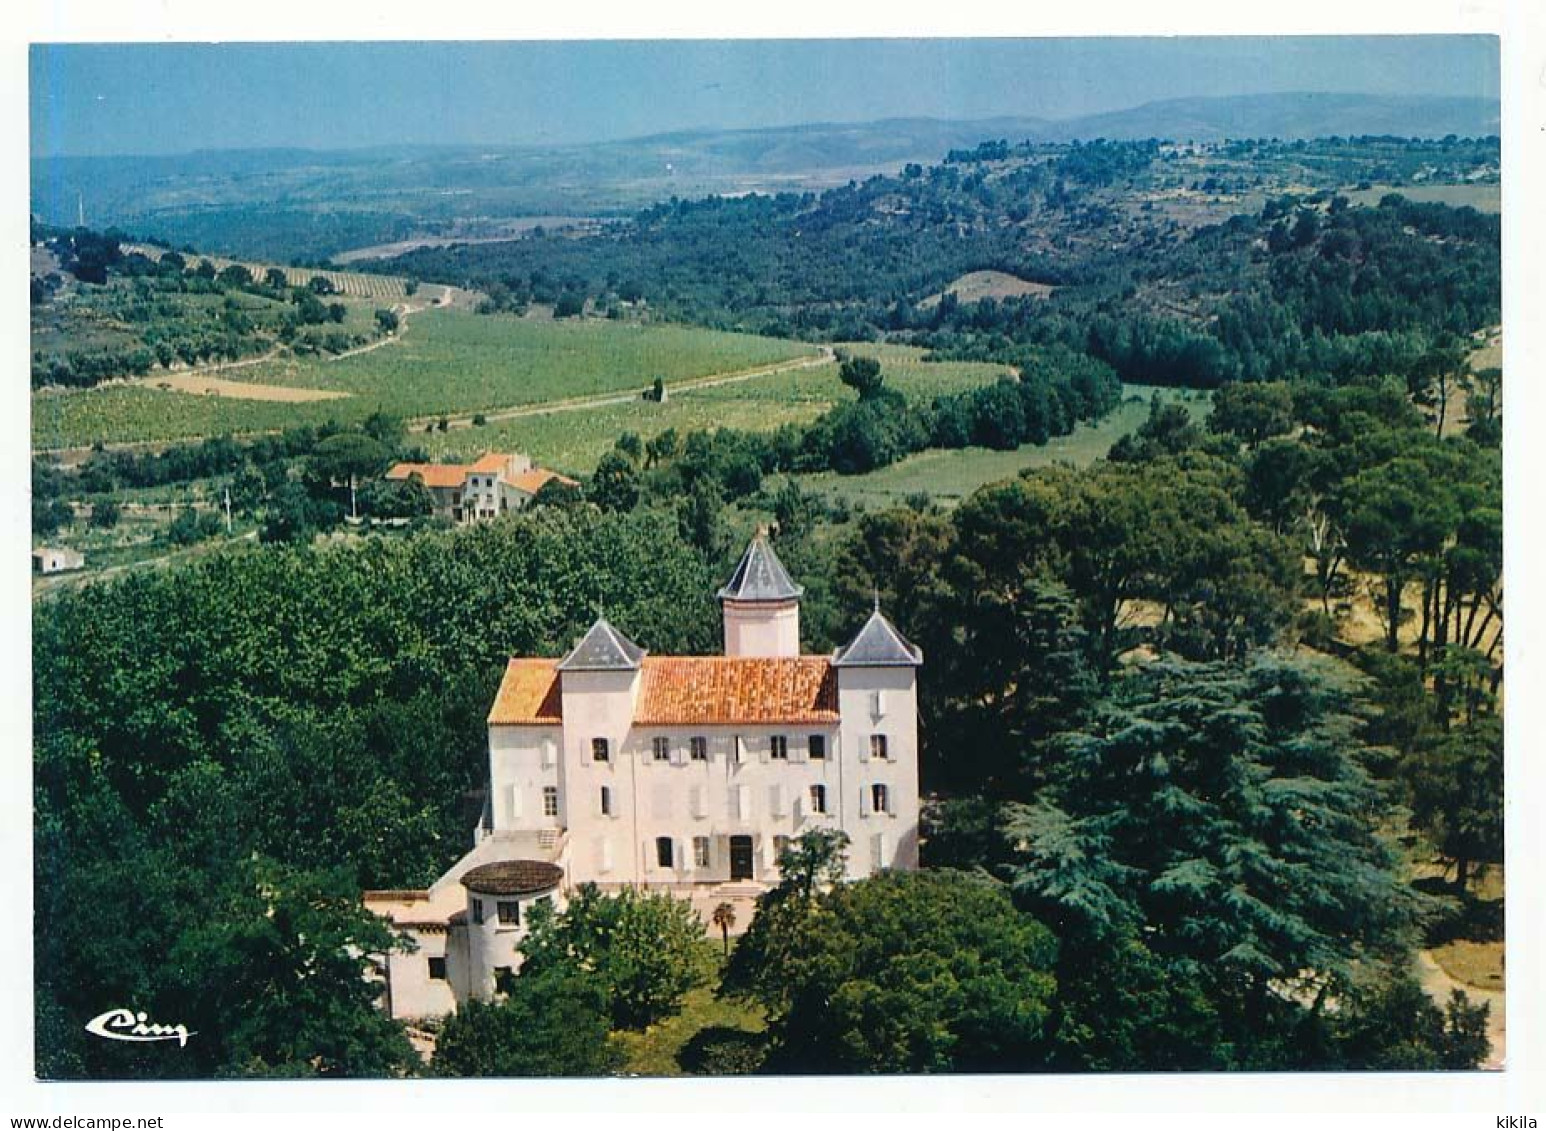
[836,665,921,875]
[488,725,563,830]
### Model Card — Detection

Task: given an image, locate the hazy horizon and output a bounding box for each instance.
[30,37,1499,160]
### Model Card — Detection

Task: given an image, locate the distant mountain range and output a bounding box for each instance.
[30,91,1500,260]
[592,92,1498,172]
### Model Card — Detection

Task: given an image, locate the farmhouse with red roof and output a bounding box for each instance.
[384,452,577,524]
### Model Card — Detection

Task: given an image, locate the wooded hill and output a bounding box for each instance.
[381,137,1498,390]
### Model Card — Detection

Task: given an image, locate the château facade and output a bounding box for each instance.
[365,533,921,1019]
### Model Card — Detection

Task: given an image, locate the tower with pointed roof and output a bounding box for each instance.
[718,532,804,658]
[833,601,923,878]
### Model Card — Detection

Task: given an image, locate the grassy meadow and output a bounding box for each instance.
[800,385,1211,506]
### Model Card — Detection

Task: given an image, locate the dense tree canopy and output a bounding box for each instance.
[517,885,710,1030]
[725,868,1059,1074]
[431,969,623,1077]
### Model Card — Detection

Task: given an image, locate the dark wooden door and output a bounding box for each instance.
[729,835,754,881]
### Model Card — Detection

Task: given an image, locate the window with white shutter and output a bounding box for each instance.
[872,831,889,870]
[736,784,752,820]
[810,784,827,815]
[690,736,708,761]
[541,739,557,769]
[507,784,522,821]
[859,786,872,817]
[770,783,786,817]
[600,837,614,873]
[690,785,706,819]
[652,784,672,820]
[693,836,711,868]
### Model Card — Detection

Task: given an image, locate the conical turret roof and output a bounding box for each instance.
[556,616,646,672]
[717,534,804,602]
[833,606,923,667]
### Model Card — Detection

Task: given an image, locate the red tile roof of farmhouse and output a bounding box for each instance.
[488,656,840,726]
[385,455,578,494]
[510,468,579,495]
[469,453,513,473]
[384,461,470,489]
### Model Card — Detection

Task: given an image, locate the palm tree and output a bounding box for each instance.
[711,901,737,958]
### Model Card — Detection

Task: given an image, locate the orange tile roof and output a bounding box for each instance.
[488,659,563,724]
[486,655,839,726]
[509,468,580,495]
[386,462,469,489]
[469,453,512,474]
[637,657,838,725]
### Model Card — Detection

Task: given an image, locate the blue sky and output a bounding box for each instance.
[29,37,1499,158]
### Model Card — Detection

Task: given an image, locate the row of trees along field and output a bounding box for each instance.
[35,340,1500,1073]
[32,342,1121,549]
[31,224,396,388]
[32,413,452,546]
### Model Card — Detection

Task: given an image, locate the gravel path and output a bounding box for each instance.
[1415,949,1505,1069]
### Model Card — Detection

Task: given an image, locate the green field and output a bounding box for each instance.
[423,395,829,476]
[418,341,1011,475]
[1343,183,1501,213]
[33,310,819,449]
[800,385,1211,506]
[705,341,1012,403]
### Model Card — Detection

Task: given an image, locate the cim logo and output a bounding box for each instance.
[84,1008,195,1048]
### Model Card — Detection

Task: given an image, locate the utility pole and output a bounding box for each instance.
[223,486,233,534]
[349,474,358,521]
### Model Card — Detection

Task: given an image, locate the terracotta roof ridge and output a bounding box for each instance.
[642,654,832,663]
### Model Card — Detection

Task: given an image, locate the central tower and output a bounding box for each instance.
[717,533,803,657]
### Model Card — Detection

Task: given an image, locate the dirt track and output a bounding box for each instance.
[403,345,837,432]
[1415,949,1505,1069]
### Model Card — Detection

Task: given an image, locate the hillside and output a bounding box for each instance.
[29,93,1498,263]
[381,135,1500,391]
